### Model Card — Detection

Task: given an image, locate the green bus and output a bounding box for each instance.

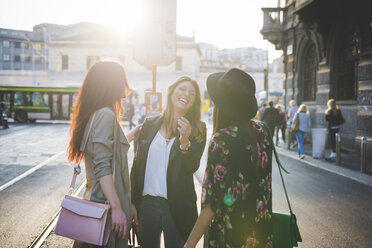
[0,85,80,122]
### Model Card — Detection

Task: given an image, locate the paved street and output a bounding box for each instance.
[0,121,372,247]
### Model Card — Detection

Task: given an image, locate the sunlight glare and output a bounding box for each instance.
[94,0,145,35]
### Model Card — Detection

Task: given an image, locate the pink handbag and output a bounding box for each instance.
[55,112,113,246]
[55,195,111,246]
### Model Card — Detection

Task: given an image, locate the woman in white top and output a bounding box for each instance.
[293,104,312,159]
[130,76,206,248]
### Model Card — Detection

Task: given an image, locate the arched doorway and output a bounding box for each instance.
[299,42,318,102]
[331,30,360,100]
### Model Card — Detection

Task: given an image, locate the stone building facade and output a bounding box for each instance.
[261,0,372,151]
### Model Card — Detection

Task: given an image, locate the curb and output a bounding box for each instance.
[276,147,372,187]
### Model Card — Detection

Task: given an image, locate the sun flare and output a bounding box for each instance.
[94,0,145,35]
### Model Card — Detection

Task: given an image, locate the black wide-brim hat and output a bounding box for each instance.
[207,68,258,121]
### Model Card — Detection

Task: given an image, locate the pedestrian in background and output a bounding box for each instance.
[325,99,345,158]
[276,104,286,146]
[262,101,280,137]
[68,61,141,248]
[185,68,273,248]
[258,102,267,120]
[138,103,146,124]
[130,76,206,248]
[294,104,311,159]
[287,100,298,148]
[126,100,135,129]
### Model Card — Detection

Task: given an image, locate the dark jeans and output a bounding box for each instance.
[329,128,340,152]
[268,125,275,137]
[72,241,102,248]
[128,115,135,129]
[275,126,286,144]
[138,195,183,248]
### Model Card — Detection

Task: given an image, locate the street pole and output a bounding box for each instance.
[152,65,157,92]
[264,50,269,101]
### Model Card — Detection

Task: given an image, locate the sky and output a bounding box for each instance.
[0,0,282,61]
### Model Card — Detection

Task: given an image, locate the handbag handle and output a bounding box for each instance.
[262,122,294,214]
[68,111,118,193]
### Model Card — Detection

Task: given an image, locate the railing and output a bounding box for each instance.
[262,8,285,32]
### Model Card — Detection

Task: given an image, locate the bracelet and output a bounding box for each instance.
[180,140,191,151]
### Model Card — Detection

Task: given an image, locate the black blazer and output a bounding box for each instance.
[130,115,206,241]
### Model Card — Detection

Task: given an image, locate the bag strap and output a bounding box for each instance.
[68,111,118,193]
[69,112,97,193]
[262,122,294,214]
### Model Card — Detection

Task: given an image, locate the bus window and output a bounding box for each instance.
[14,92,31,106]
[32,92,49,106]
[0,93,11,106]
[52,94,60,118]
[62,94,69,119]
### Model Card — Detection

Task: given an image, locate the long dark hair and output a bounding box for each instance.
[163,76,204,142]
[213,106,259,176]
[68,60,130,163]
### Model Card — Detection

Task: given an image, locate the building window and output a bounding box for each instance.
[35,56,42,64]
[14,42,21,48]
[86,56,99,69]
[175,56,182,71]
[14,55,21,62]
[302,44,317,101]
[62,55,69,70]
[34,43,41,50]
[3,54,10,61]
[26,42,32,49]
[334,31,359,101]
[3,40,10,47]
[0,30,7,35]
[24,55,31,63]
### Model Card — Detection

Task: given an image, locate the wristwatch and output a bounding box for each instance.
[180,140,191,152]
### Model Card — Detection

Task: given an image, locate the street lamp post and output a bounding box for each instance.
[264,50,269,101]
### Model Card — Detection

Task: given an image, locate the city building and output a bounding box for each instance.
[0,22,202,105]
[0,27,49,85]
[261,0,372,152]
[1,22,283,112]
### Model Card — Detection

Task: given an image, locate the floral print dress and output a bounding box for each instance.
[202,121,273,248]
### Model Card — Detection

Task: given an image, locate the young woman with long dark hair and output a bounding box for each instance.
[68,60,141,248]
[185,68,273,248]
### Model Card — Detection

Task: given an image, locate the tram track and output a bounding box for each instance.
[28,179,87,248]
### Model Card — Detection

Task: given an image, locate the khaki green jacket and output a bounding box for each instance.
[81,107,131,248]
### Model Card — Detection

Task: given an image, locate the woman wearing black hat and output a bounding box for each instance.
[185,68,273,248]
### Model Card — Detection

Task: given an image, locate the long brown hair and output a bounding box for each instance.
[213,106,259,177]
[162,76,204,142]
[68,60,130,163]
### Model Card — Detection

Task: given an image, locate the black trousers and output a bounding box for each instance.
[329,128,340,152]
[138,195,183,248]
[275,126,286,144]
[268,125,275,138]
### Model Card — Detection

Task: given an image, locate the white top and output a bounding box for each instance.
[142,131,176,199]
